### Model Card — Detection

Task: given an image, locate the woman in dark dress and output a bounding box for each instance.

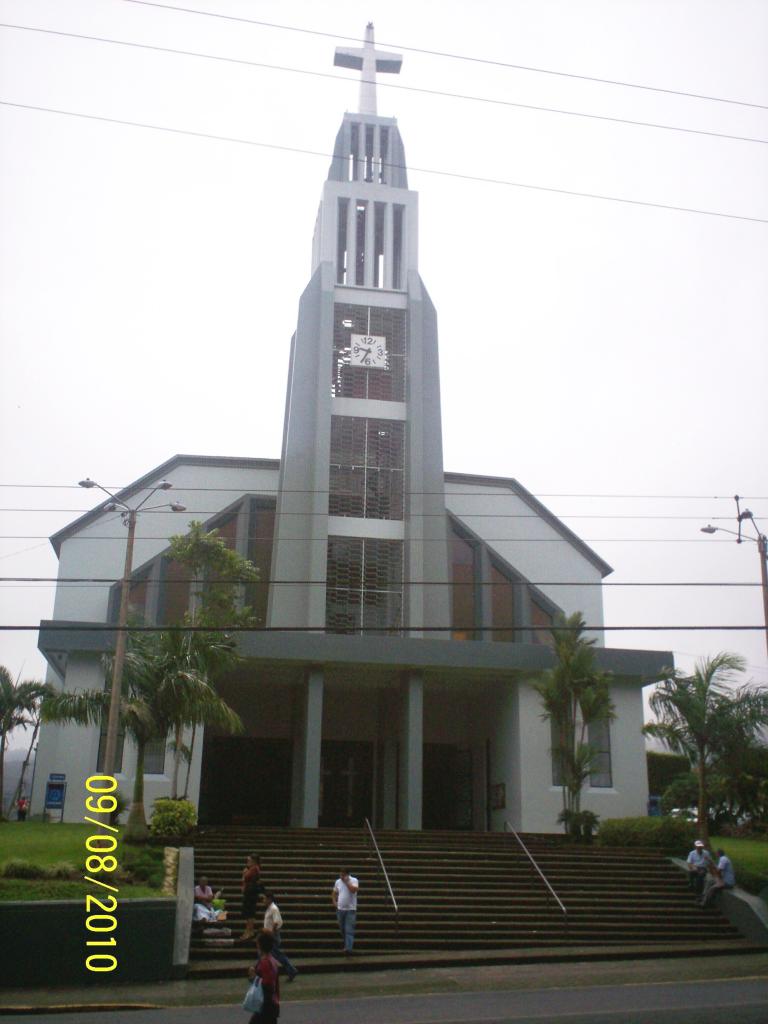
[247,930,280,1023]
[240,854,263,942]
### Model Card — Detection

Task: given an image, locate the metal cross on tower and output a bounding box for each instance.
[334,22,403,116]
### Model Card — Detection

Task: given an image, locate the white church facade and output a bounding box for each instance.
[33,28,669,832]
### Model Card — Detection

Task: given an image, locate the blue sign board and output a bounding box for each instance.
[44,780,67,810]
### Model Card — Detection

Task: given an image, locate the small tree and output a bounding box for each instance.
[533,612,615,835]
[166,521,259,798]
[42,632,242,841]
[643,652,768,844]
[0,667,53,817]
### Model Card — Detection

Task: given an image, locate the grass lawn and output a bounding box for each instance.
[0,822,98,867]
[710,835,768,887]
[0,879,166,900]
[0,821,171,901]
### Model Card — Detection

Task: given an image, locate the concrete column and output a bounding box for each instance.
[348,198,358,286]
[384,203,394,289]
[381,738,398,829]
[291,669,324,827]
[364,200,375,288]
[398,673,423,829]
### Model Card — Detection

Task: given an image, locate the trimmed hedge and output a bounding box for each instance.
[149,798,197,838]
[598,816,696,849]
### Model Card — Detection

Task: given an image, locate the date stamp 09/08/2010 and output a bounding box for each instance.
[82,774,120,973]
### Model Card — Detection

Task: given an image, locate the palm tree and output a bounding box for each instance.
[532,612,615,832]
[42,631,242,841]
[643,652,768,843]
[0,666,53,818]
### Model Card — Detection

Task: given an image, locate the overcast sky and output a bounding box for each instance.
[1,1,767,734]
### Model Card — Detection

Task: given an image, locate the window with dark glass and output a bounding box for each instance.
[326,536,402,634]
[158,557,191,625]
[246,500,276,627]
[531,600,554,646]
[588,719,613,788]
[490,563,516,642]
[97,720,125,774]
[450,527,477,640]
[331,303,406,402]
[108,568,151,624]
[329,416,404,520]
[144,736,167,775]
[550,718,565,787]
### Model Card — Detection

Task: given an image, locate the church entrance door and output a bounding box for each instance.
[319,740,373,828]
[198,736,292,826]
[422,744,473,829]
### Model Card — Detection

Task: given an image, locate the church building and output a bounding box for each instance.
[33,27,669,832]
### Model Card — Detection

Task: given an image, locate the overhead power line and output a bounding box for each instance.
[2,100,766,225]
[0,507,755,521]
[0,535,741,543]
[120,0,768,111]
[3,23,765,146]
[4,622,765,633]
[0,577,760,588]
[0,484,765,501]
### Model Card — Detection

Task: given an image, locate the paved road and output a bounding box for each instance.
[4,977,767,1023]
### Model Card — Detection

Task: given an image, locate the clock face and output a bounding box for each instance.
[350,333,388,368]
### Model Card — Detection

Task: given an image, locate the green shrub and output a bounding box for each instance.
[598,816,695,849]
[46,861,77,880]
[122,845,164,882]
[149,798,197,838]
[1,859,47,879]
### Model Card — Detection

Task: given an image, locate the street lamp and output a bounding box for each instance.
[78,477,186,778]
[700,494,768,657]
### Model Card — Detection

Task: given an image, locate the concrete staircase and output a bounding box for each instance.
[187,827,752,978]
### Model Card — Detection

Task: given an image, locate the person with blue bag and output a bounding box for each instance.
[243,931,280,1022]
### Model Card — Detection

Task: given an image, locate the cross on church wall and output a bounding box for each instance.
[334,22,403,116]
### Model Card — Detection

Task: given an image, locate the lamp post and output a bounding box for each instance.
[700,494,768,657]
[78,478,186,778]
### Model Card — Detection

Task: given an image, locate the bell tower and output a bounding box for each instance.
[268,24,450,638]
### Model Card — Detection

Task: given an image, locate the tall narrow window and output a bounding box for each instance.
[588,720,613,788]
[144,736,167,775]
[373,203,386,288]
[379,127,389,183]
[336,198,349,284]
[450,527,477,639]
[490,563,516,642]
[158,558,190,624]
[531,600,554,646]
[97,718,125,774]
[349,123,359,181]
[550,719,565,787]
[355,202,367,286]
[365,124,374,182]
[246,500,276,627]
[392,205,404,289]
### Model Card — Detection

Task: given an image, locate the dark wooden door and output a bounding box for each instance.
[319,740,373,827]
[198,737,292,825]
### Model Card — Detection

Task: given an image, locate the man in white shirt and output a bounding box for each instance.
[261,891,298,981]
[332,869,359,953]
[685,840,712,897]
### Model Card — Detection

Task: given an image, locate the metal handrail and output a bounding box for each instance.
[504,821,567,921]
[363,818,399,922]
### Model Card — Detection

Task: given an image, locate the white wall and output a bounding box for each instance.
[53,462,280,623]
[513,678,648,833]
[445,481,606,641]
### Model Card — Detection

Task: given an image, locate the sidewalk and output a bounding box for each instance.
[2,951,767,1014]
